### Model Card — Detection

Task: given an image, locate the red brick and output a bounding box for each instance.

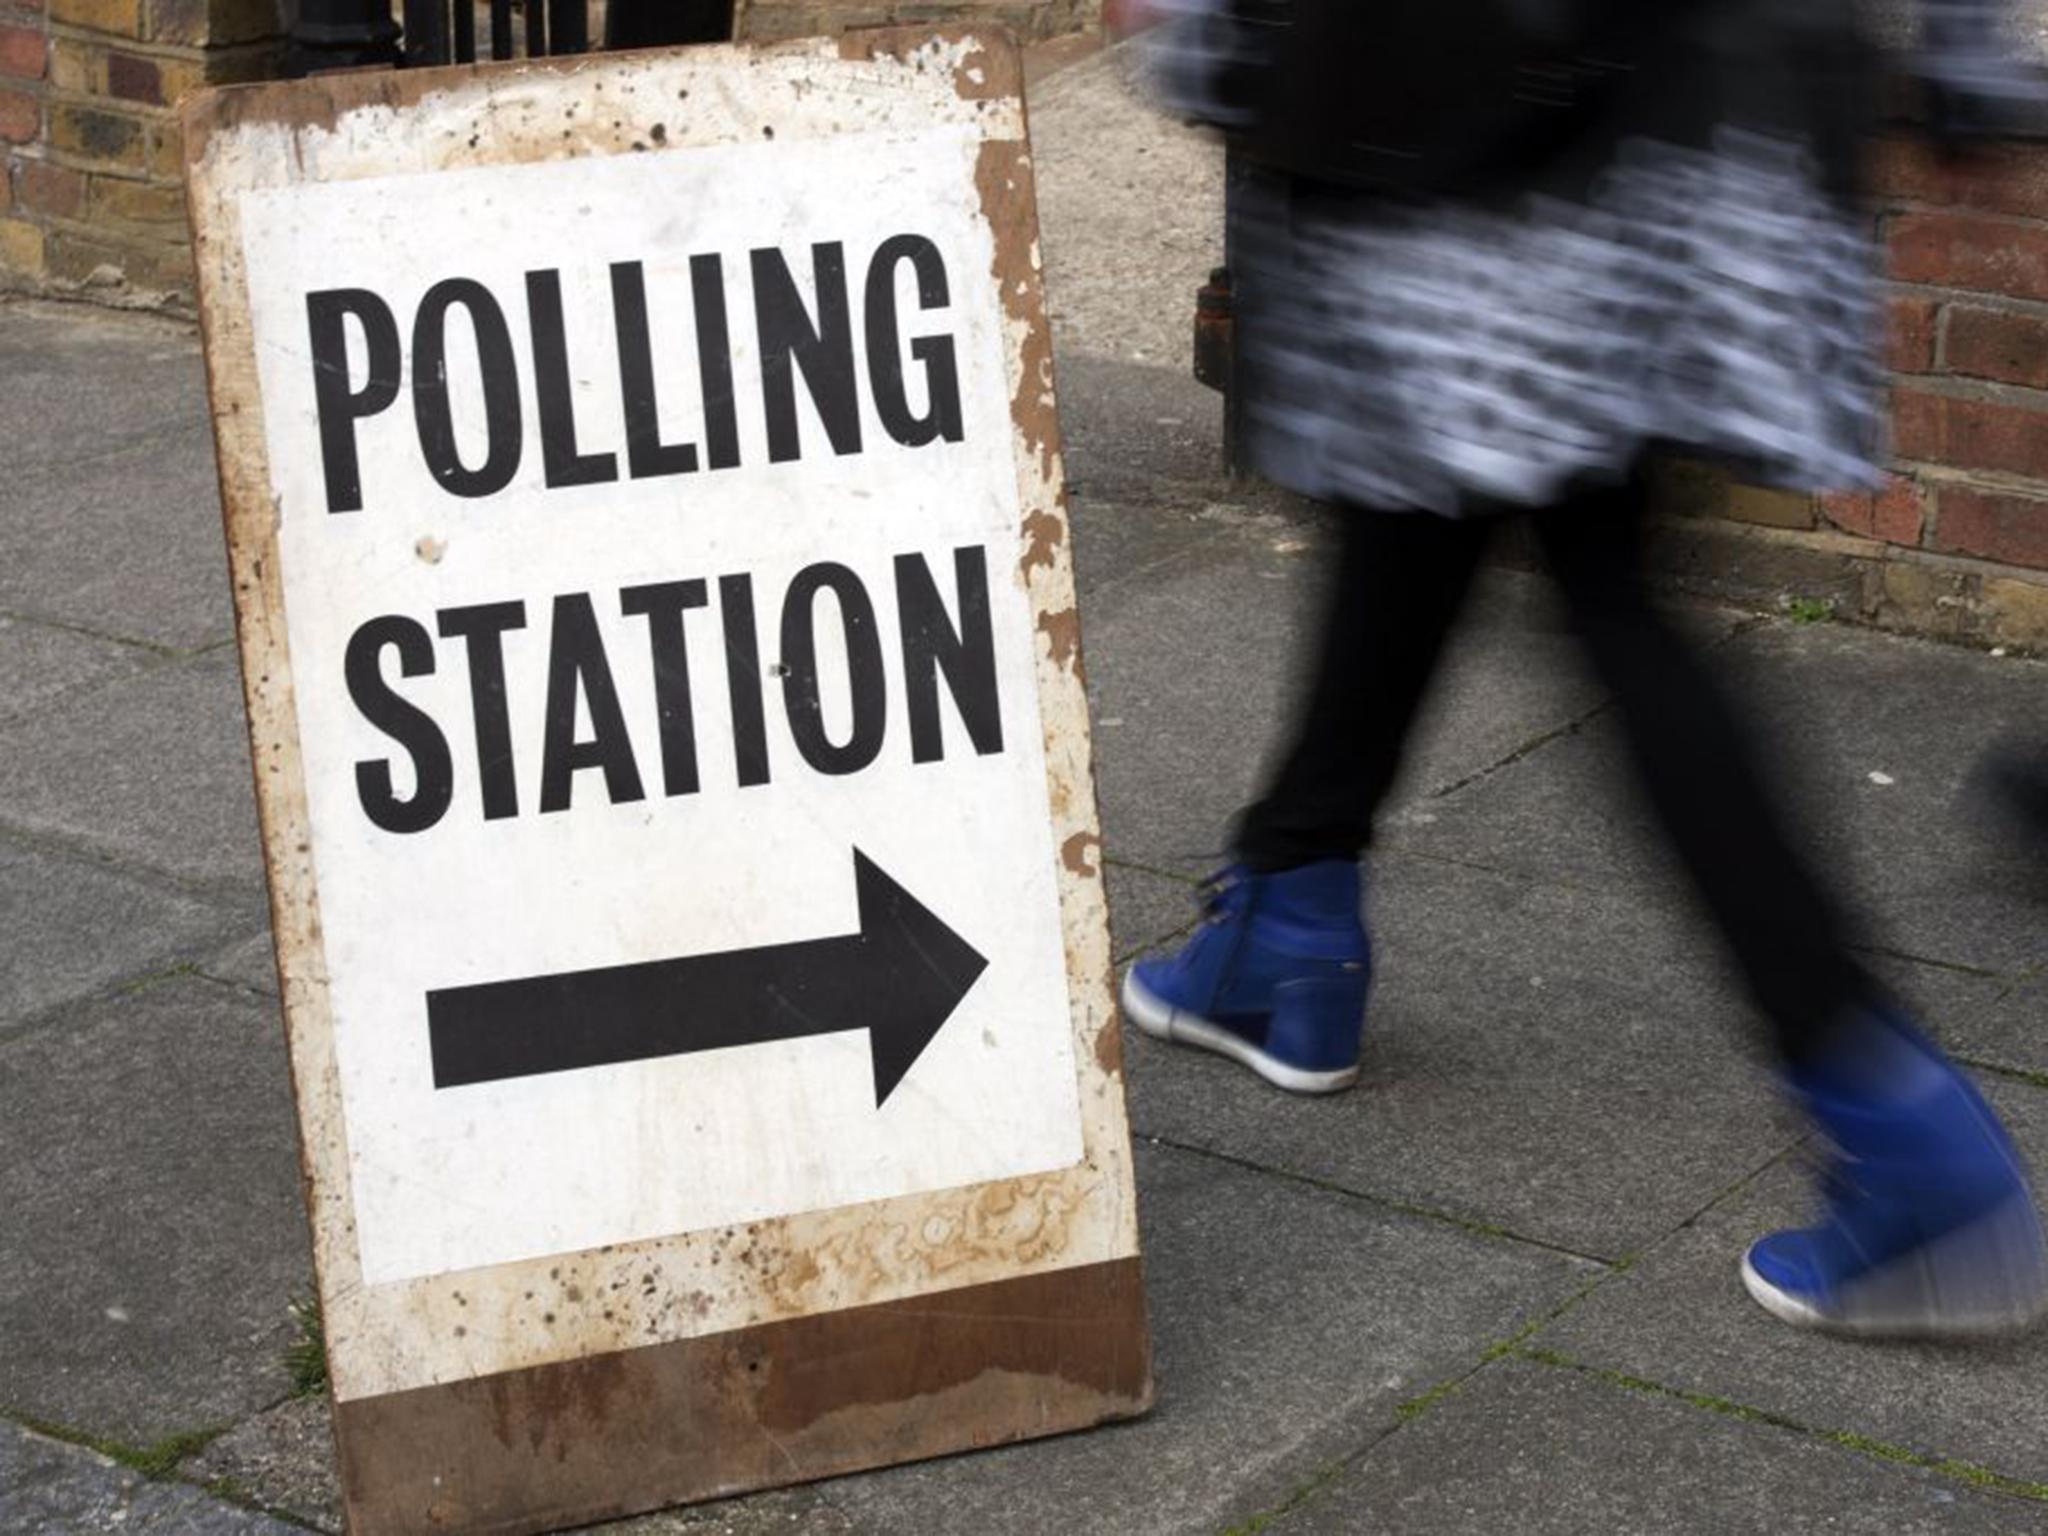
[1885,295,1939,373]
[14,154,79,216]
[1819,473,1926,546]
[1868,137,2048,218]
[1892,389,2048,480]
[1889,213,2048,302]
[1944,305,2048,389]
[104,49,157,103]
[1933,485,2048,569]
[0,86,35,143]
[0,22,43,79]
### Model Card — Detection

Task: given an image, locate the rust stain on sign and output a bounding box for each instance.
[1037,606,1084,676]
[1061,830,1102,879]
[1019,507,1065,580]
[976,139,1061,487]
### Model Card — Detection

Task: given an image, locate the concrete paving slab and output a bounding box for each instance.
[0,308,230,653]
[1123,851,1801,1262]
[0,303,206,475]
[1068,490,1243,616]
[0,436,234,654]
[825,1140,1598,1536]
[1057,354,1226,505]
[1105,858,1201,965]
[1862,955,2048,1079]
[185,1397,340,1534]
[0,1420,297,1535]
[0,648,263,892]
[1030,40,1221,373]
[1400,619,2048,982]
[0,616,148,729]
[1083,535,1621,879]
[0,839,256,1024]
[1081,518,1309,872]
[1283,1357,2043,1534]
[0,976,309,1444]
[595,1488,856,1534]
[1539,1077,2048,1483]
[1949,977,2048,1079]
[157,1138,1593,1536]
[187,1388,860,1536]
[194,927,281,998]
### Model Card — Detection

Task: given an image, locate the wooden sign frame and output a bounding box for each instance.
[183,29,1149,1533]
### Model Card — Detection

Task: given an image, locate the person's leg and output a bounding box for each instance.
[1529,478,1873,1064]
[1234,508,1493,870]
[1533,473,2045,1335]
[1124,507,1489,1092]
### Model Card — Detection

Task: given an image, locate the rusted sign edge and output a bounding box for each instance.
[183,25,1148,1414]
[333,1257,1149,1533]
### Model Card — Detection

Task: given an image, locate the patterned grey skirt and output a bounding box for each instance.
[1148,0,1898,514]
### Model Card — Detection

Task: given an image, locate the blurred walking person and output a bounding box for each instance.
[1120,0,2048,1336]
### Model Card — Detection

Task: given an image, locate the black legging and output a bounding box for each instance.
[1233,469,1877,1064]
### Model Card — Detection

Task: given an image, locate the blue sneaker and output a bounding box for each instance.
[1121,862,1369,1094]
[1743,1018,2048,1337]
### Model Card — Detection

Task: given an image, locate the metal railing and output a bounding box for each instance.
[283,0,735,76]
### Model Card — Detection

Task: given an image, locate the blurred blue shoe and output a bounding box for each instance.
[1743,1018,2048,1337]
[1121,862,1369,1094]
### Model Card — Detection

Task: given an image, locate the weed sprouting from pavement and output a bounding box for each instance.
[284,1295,327,1399]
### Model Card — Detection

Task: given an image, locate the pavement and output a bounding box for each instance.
[4,34,2048,1536]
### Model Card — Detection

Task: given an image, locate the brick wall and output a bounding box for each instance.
[1858,137,2048,574]
[0,2,1094,307]
[740,1,1095,41]
[1649,136,2048,642]
[1689,139,2048,580]
[0,0,278,306]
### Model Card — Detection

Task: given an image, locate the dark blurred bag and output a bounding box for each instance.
[1214,0,1676,194]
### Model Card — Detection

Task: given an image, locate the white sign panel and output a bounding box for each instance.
[237,123,1084,1288]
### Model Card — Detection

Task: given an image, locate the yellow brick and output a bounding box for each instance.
[146,0,274,47]
[1724,484,1817,531]
[45,223,190,290]
[89,171,184,226]
[49,0,144,38]
[50,101,147,168]
[0,216,47,276]
[1647,456,1732,520]
[1982,572,2048,652]
[49,37,106,96]
[145,117,181,178]
[155,55,206,103]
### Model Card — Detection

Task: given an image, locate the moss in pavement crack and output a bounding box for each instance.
[1956,1056,2048,1093]
[7,1412,227,1479]
[117,961,202,997]
[1514,1348,2048,1502]
[1219,1457,1353,1536]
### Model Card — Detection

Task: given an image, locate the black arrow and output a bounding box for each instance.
[426,850,988,1106]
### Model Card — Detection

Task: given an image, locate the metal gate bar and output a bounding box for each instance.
[285,0,736,76]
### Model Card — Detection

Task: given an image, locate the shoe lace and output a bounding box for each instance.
[1196,868,1241,925]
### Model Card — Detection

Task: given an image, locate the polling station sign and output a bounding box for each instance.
[184,30,1147,1532]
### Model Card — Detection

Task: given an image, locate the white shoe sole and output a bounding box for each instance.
[1121,969,1360,1095]
[1740,1200,2048,1339]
